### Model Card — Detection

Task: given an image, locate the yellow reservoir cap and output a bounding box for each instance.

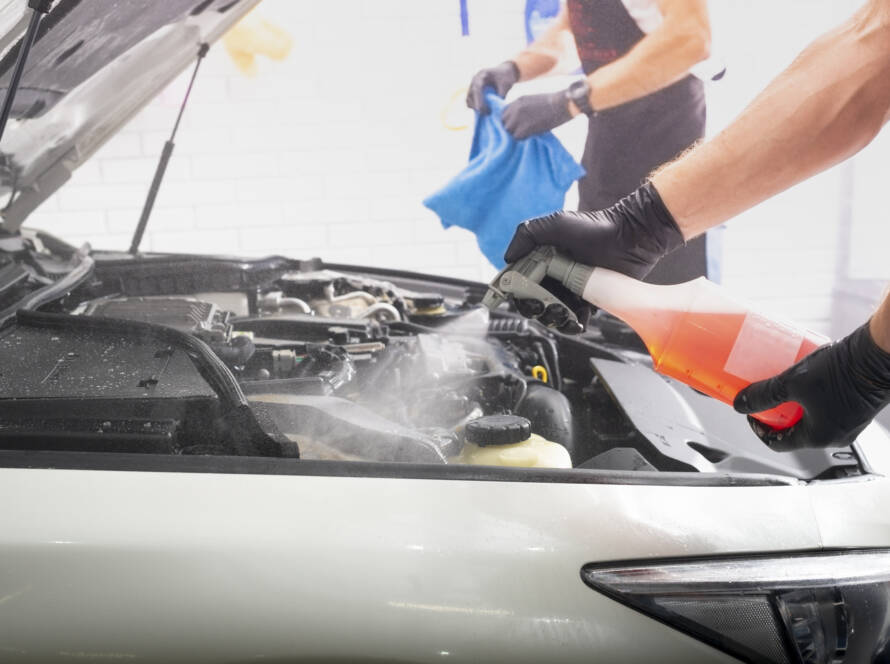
[453,433,571,469]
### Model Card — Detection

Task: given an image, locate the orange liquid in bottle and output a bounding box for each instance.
[631,310,824,429]
[582,271,829,430]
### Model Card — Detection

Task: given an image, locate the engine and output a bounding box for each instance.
[0,252,856,479]
[0,265,573,466]
[70,269,576,464]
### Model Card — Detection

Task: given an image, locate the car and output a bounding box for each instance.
[1,2,890,663]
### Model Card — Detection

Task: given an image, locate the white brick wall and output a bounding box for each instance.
[21,0,878,334]
[24,0,534,284]
[703,0,863,335]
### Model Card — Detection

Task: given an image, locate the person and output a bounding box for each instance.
[502,0,890,451]
[467,0,714,284]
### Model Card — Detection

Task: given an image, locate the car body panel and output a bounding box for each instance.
[811,476,890,547]
[4,464,882,662]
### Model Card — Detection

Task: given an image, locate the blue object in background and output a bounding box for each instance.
[423,91,585,269]
[525,0,561,44]
[459,0,469,36]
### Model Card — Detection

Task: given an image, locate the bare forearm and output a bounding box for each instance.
[513,7,572,80]
[585,0,710,111]
[653,0,890,239]
[513,50,560,80]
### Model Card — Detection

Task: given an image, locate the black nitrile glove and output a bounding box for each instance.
[467,61,520,114]
[734,323,890,451]
[504,181,686,279]
[501,90,573,140]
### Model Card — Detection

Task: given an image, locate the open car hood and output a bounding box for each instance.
[0,0,261,233]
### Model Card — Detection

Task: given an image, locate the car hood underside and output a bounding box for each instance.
[0,0,260,232]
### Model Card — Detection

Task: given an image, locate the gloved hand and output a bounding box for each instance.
[734,323,890,450]
[504,181,686,279]
[467,61,520,115]
[501,91,572,140]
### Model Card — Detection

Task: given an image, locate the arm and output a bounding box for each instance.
[504,0,890,449]
[512,6,575,80]
[653,0,890,239]
[467,6,573,113]
[507,0,890,270]
[502,0,711,137]
[572,0,711,113]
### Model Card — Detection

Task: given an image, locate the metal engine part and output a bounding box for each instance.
[77,296,232,342]
[257,291,311,315]
[274,270,403,321]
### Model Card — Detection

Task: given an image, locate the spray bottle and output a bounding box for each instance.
[482,246,829,430]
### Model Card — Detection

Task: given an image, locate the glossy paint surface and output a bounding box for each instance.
[1,465,881,662]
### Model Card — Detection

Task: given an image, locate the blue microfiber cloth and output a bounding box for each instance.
[423,91,585,268]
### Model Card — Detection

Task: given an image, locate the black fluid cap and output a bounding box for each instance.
[412,293,445,309]
[465,415,530,446]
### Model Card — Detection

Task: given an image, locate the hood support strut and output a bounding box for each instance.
[0,0,51,145]
[129,42,209,255]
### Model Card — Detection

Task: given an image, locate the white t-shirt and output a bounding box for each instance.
[621,0,663,34]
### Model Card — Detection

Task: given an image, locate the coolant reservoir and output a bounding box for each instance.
[454,415,572,469]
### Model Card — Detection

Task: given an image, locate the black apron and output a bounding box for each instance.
[567,0,708,285]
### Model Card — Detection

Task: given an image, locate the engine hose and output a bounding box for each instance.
[533,340,562,390]
[533,336,562,391]
[531,342,554,385]
[259,292,312,314]
[0,249,94,329]
[360,302,401,322]
[325,287,377,305]
[210,335,256,367]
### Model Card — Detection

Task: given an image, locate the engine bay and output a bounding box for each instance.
[0,238,862,479]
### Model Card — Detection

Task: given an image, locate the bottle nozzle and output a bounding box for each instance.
[545,253,594,297]
[480,247,589,332]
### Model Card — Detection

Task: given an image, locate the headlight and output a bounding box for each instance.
[581,550,890,663]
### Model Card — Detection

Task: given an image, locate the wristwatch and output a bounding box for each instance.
[566,79,595,116]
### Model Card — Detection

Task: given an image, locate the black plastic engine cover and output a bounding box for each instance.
[0,321,219,453]
[0,324,215,399]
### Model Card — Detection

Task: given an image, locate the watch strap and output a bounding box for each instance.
[566,79,595,116]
